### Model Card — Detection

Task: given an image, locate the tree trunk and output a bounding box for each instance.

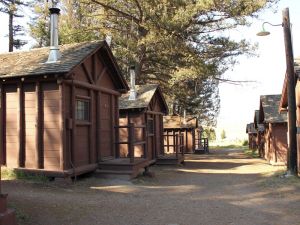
[8,11,14,52]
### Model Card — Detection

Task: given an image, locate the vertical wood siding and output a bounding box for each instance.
[24,84,37,168]
[5,85,19,167]
[43,82,61,170]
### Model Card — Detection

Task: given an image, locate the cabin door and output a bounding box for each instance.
[99,93,114,159]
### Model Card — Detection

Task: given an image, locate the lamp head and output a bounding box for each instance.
[257,30,270,36]
[256,22,274,36]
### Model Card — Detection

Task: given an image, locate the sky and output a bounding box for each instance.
[0,0,299,141]
[215,0,300,141]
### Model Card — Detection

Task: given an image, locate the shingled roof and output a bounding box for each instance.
[0,42,103,78]
[259,94,287,123]
[0,41,129,92]
[163,115,198,129]
[246,123,257,134]
[279,57,300,109]
[119,84,167,112]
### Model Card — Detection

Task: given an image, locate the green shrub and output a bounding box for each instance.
[242,140,249,146]
[1,167,48,182]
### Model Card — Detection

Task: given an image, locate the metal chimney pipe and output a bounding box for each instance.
[128,65,137,101]
[183,110,187,125]
[46,7,61,63]
[105,34,112,46]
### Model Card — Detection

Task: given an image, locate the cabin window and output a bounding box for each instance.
[147,119,154,135]
[76,99,90,121]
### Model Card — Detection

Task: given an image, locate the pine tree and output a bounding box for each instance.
[0,0,28,51]
[28,0,278,126]
[28,0,50,47]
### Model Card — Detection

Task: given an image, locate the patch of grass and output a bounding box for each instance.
[259,170,300,190]
[8,203,30,224]
[1,167,49,182]
[244,148,260,158]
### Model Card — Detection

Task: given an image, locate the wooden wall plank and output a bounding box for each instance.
[0,84,4,164]
[89,89,94,163]
[59,83,65,170]
[18,83,24,167]
[96,91,101,161]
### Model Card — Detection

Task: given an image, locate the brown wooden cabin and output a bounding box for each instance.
[0,41,130,178]
[163,115,203,155]
[280,58,300,175]
[246,123,257,150]
[259,95,288,165]
[254,110,265,158]
[119,84,170,166]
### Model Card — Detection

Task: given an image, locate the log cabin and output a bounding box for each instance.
[259,94,288,165]
[246,123,257,150]
[0,40,130,178]
[254,110,265,158]
[119,83,169,166]
[279,57,300,175]
[163,115,203,156]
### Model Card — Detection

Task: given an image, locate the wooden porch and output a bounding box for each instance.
[98,158,155,179]
[97,124,154,179]
[194,131,209,154]
[156,133,185,165]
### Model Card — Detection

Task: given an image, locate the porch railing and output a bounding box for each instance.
[115,123,146,163]
[163,133,184,158]
[195,137,209,153]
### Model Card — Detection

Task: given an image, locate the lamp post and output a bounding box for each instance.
[257,7,297,176]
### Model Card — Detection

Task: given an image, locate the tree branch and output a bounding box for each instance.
[91,0,140,23]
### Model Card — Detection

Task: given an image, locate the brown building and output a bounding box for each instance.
[246,123,257,150]
[163,115,199,154]
[254,110,265,158]
[259,95,288,165]
[0,41,130,178]
[119,84,168,164]
[279,58,300,175]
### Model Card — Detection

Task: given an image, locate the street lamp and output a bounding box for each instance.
[256,22,282,36]
[257,8,297,176]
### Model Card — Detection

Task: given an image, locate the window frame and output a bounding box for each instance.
[75,98,90,122]
[147,118,154,136]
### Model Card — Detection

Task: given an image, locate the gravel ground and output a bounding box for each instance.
[3,148,300,225]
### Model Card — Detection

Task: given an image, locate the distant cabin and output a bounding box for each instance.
[259,94,288,165]
[0,41,129,177]
[254,110,265,158]
[119,84,168,163]
[246,123,257,150]
[163,115,199,154]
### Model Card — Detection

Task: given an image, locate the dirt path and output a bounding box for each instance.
[3,149,300,225]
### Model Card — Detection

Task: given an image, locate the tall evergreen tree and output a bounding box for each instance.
[0,0,28,51]
[28,0,50,47]
[28,0,278,126]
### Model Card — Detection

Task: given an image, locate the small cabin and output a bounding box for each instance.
[246,123,257,150]
[163,115,203,154]
[254,110,265,158]
[280,58,300,175]
[259,95,288,165]
[0,41,129,178]
[119,84,168,165]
